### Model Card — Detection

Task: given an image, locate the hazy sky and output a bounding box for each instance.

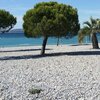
[0,0,100,29]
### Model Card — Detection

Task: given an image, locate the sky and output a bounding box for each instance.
[0,0,100,29]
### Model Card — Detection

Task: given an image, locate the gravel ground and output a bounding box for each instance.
[0,44,100,100]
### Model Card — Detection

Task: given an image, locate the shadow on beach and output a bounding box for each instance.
[0,48,52,52]
[0,50,100,61]
[69,43,90,46]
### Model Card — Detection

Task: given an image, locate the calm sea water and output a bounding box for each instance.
[0,33,100,47]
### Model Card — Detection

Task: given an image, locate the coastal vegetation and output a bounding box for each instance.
[78,17,100,49]
[23,1,80,55]
[0,9,16,33]
[0,2,99,49]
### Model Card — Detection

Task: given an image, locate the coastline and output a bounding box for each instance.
[0,44,100,100]
[0,42,91,48]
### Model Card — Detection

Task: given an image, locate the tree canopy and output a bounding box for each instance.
[78,17,100,48]
[0,9,17,33]
[23,1,80,55]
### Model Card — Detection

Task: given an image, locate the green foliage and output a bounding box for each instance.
[78,17,100,43]
[0,9,16,33]
[28,88,42,94]
[23,1,80,38]
[23,2,80,55]
[78,27,90,43]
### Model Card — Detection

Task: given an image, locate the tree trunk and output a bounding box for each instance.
[91,33,99,49]
[57,37,60,46]
[41,36,48,55]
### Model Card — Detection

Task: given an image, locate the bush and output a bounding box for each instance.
[28,88,42,94]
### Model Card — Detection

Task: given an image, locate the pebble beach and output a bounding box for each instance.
[0,44,100,100]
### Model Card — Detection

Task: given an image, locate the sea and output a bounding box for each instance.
[0,33,100,47]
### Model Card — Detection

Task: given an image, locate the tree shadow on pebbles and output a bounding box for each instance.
[0,50,100,61]
[0,48,52,52]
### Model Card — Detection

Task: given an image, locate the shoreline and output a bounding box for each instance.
[0,43,92,48]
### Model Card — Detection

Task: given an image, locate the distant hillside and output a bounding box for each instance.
[0,29,24,38]
[9,29,24,33]
[0,29,24,33]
